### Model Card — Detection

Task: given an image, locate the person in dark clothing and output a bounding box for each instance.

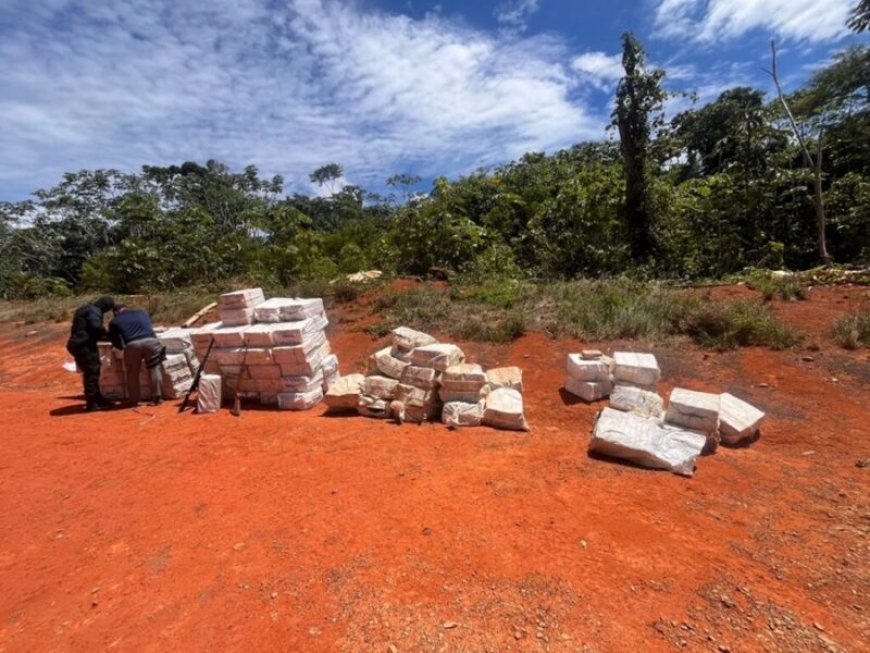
[109,305,165,406]
[66,295,115,411]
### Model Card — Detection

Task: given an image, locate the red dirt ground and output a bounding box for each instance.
[0,286,868,653]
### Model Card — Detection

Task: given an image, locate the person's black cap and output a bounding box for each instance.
[94,296,115,313]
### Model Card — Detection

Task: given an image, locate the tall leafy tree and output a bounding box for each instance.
[613,33,666,262]
[848,0,870,31]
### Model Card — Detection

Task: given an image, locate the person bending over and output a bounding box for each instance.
[66,295,115,411]
[109,304,165,406]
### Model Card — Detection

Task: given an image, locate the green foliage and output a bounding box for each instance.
[680,299,797,350]
[748,273,809,301]
[832,310,870,348]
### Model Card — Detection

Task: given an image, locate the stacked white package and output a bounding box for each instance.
[160,353,194,399]
[442,400,486,427]
[410,343,466,372]
[391,326,438,360]
[439,364,487,403]
[486,367,524,393]
[368,347,410,379]
[612,352,661,388]
[97,342,126,400]
[590,408,706,477]
[718,393,765,445]
[364,376,400,400]
[196,374,221,413]
[483,388,530,431]
[393,365,441,423]
[188,291,338,410]
[324,374,365,410]
[565,353,613,402]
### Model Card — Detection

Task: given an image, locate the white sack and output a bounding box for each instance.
[442,401,485,427]
[368,347,410,379]
[566,354,611,382]
[483,388,530,431]
[324,373,365,409]
[613,352,661,387]
[719,393,765,445]
[410,343,466,372]
[196,374,221,413]
[565,377,613,402]
[277,387,323,411]
[610,383,664,418]
[485,367,523,393]
[666,388,721,435]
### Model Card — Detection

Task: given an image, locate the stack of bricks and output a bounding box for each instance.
[189,288,339,410]
[324,326,528,430]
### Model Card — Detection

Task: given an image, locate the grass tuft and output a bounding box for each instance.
[832,311,870,349]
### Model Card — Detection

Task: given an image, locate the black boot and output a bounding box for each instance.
[85,396,110,412]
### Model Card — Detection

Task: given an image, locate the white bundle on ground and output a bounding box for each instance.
[394,383,440,423]
[718,393,765,445]
[612,352,661,388]
[590,407,706,477]
[439,363,487,403]
[358,394,393,418]
[565,353,613,402]
[160,353,193,399]
[363,375,400,400]
[278,387,324,411]
[486,367,523,393]
[442,400,485,427]
[324,374,365,409]
[483,388,530,431]
[196,374,221,413]
[368,347,410,379]
[410,343,466,372]
[665,388,721,436]
[391,326,438,360]
[610,384,664,418]
[321,354,339,392]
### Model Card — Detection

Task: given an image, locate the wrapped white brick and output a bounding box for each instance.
[243,323,275,347]
[191,322,221,351]
[281,298,325,321]
[439,363,487,403]
[394,383,440,423]
[271,315,329,346]
[410,343,465,372]
[196,374,221,413]
[277,387,323,411]
[210,325,250,349]
[219,307,257,326]
[157,327,194,354]
[277,342,330,377]
[358,395,392,418]
[613,352,661,387]
[214,347,273,366]
[247,364,282,380]
[590,408,705,477]
[442,400,485,427]
[486,367,523,393]
[324,374,365,409]
[483,388,530,431]
[363,375,400,400]
[610,384,664,418]
[565,377,613,402]
[368,347,410,380]
[719,393,765,445]
[271,331,326,364]
[399,365,439,390]
[282,371,324,394]
[566,354,611,382]
[392,326,438,354]
[320,354,339,392]
[219,287,265,310]
[666,388,721,435]
[253,298,297,323]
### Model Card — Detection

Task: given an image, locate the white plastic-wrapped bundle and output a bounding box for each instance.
[482,388,529,431]
[666,388,721,435]
[157,327,195,354]
[442,400,485,427]
[247,364,282,380]
[280,298,325,321]
[252,298,298,323]
[196,374,222,413]
[320,353,339,391]
[590,408,705,477]
[610,384,664,418]
[210,325,250,349]
[363,375,400,400]
[565,377,613,403]
[282,371,324,394]
[324,374,365,409]
[718,393,765,445]
[410,343,466,372]
[219,287,265,310]
[243,323,275,347]
[566,354,611,382]
[399,365,439,390]
[271,315,329,346]
[219,308,257,326]
[357,395,392,418]
[394,383,440,423]
[392,326,437,357]
[485,367,523,393]
[439,363,487,403]
[368,347,410,379]
[277,387,323,411]
[276,341,330,377]
[612,352,661,388]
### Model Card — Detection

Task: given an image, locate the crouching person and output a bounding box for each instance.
[109,304,165,406]
[66,295,115,412]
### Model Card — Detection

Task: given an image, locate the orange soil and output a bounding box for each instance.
[0,286,868,653]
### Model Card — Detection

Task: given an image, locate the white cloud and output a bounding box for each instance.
[494,0,541,32]
[0,0,606,199]
[653,0,852,43]
[571,51,623,90]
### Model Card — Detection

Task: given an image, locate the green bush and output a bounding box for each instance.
[680,299,797,350]
[832,311,870,349]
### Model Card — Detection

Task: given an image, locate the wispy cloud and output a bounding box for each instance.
[494,0,541,33]
[571,52,623,90]
[0,0,606,199]
[653,0,852,43]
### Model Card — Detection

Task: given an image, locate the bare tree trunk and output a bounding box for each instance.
[766,41,831,264]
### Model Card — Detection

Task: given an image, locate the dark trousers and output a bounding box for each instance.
[123,337,164,404]
[71,346,102,402]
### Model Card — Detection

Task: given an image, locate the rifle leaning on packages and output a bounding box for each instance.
[179,337,215,413]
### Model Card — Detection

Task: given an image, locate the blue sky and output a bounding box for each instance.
[1,0,864,201]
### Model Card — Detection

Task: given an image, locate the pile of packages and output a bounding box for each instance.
[188,288,339,411]
[565,351,765,477]
[98,326,200,401]
[324,326,529,431]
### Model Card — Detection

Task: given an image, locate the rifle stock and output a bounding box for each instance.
[179,337,215,413]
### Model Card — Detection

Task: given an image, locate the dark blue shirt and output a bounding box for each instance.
[109,309,156,349]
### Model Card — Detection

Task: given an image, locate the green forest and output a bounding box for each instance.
[1,38,867,300]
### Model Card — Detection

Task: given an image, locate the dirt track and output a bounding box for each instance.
[0,286,867,652]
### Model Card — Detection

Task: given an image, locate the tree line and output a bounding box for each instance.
[1,39,867,299]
